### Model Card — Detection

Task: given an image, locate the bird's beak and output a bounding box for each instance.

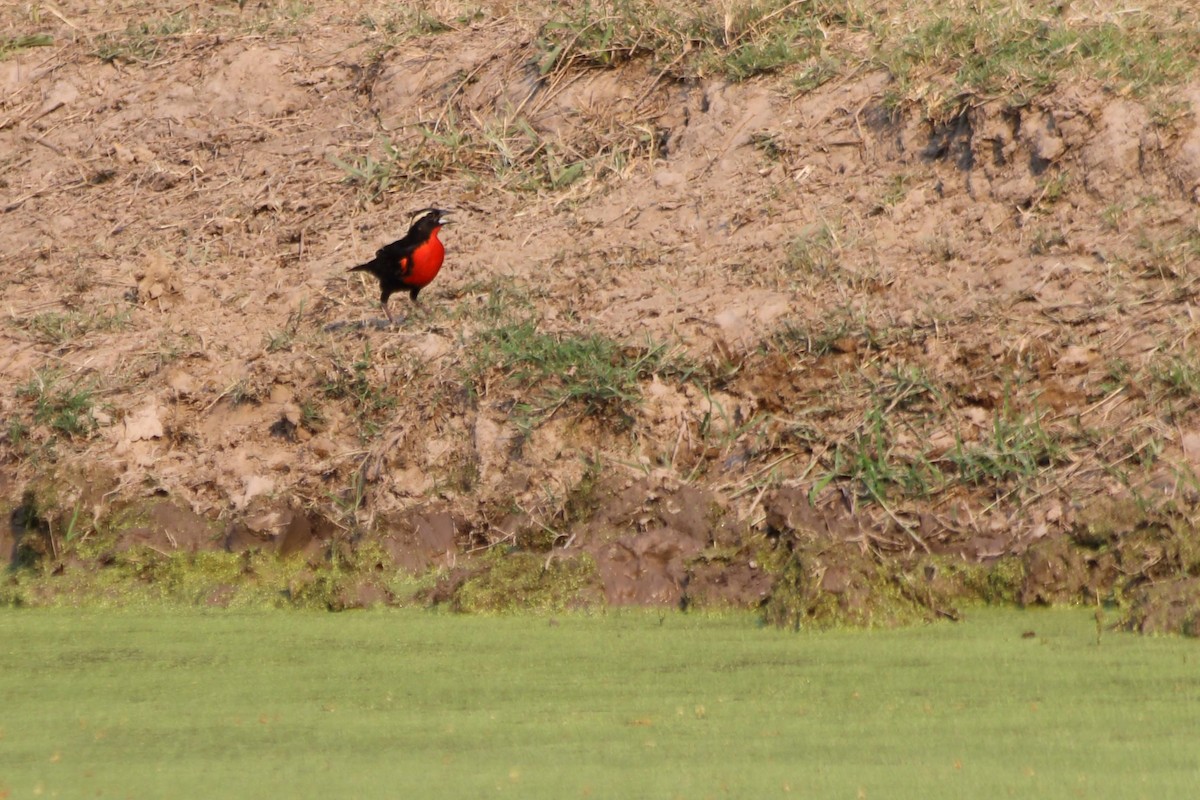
[438,214,452,226]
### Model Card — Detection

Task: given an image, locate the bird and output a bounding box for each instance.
[349,207,451,324]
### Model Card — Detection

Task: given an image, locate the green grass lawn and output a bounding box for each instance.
[0,607,1197,799]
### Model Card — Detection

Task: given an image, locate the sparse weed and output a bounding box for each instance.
[266,330,294,353]
[227,379,260,406]
[1149,98,1191,129]
[1149,351,1200,399]
[1037,171,1069,206]
[265,305,304,353]
[358,5,453,37]
[332,113,593,199]
[792,55,842,93]
[772,313,866,357]
[1099,358,1132,395]
[949,406,1064,488]
[810,390,1067,507]
[878,4,1196,118]
[412,116,476,180]
[6,419,30,450]
[19,309,132,346]
[1150,228,1200,273]
[299,401,325,432]
[333,119,473,197]
[15,371,101,440]
[154,333,196,370]
[542,156,589,190]
[536,0,668,74]
[477,115,548,188]
[874,364,938,412]
[919,234,959,263]
[880,174,911,208]
[473,321,688,428]
[329,137,406,202]
[233,1,315,37]
[322,344,396,429]
[715,7,824,82]
[557,458,605,528]
[439,453,480,496]
[1029,227,1067,256]
[784,223,839,276]
[0,33,54,60]
[1101,203,1125,232]
[330,471,369,538]
[811,407,938,505]
[448,279,539,327]
[537,0,838,82]
[751,132,784,162]
[484,112,646,191]
[93,11,192,64]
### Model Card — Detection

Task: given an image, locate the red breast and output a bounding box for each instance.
[408,226,445,288]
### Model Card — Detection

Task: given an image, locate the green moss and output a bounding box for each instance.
[762,544,949,630]
[924,555,1027,605]
[452,550,603,613]
[2,550,312,609]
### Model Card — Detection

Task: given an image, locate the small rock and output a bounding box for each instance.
[1056,345,1095,371]
[714,307,748,347]
[269,384,294,404]
[280,403,301,426]
[964,406,991,428]
[653,170,685,190]
[238,475,274,508]
[1182,431,1200,468]
[309,437,336,458]
[123,403,164,442]
[167,369,198,397]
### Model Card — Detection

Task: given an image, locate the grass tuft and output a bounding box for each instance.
[879,3,1198,118]
[15,370,101,440]
[19,309,132,346]
[0,33,54,60]
[92,12,192,64]
[537,0,835,81]
[473,321,689,428]
[812,406,939,505]
[1149,350,1200,400]
[949,405,1065,488]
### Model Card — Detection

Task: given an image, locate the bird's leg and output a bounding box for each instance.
[409,295,429,322]
[382,301,396,326]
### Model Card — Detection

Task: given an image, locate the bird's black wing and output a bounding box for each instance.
[376,234,419,279]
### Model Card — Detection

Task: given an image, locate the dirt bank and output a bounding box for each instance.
[4,1,1200,629]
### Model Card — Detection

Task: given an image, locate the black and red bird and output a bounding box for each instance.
[349,207,451,324]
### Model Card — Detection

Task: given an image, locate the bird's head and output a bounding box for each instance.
[410,207,451,233]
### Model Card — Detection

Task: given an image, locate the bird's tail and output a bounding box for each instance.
[349,259,376,273]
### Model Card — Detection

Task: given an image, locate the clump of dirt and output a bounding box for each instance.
[571,475,738,606]
[4,2,1200,630]
[223,497,338,559]
[1121,578,1200,637]
[759,486,961,627]
[1016,496,1200,632]
[421,474,771,612]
